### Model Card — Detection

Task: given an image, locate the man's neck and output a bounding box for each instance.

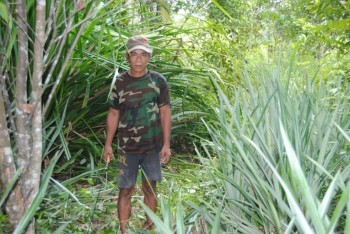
[128,69,148,78]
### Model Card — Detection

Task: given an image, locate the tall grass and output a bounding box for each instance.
[31,54,349,233]
[193,56,350,233]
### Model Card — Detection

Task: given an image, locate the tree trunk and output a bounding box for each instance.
[20,1,46,233]
[15,0,30,176]
[1,0,45,233]
[14,0,35,233]
[0,0,27,229]
[0,79,25,230]
[1,0,101,232]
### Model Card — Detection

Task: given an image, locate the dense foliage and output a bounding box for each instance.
[1,0,349,233]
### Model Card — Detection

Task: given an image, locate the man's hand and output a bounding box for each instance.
[103,145,114,163]
[160,146,171,165]
[103,108,119,163]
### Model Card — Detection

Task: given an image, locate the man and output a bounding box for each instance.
[103,35,172,233]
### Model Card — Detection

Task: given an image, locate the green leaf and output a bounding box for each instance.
[320,18,350,32]
[0,169,21,207]
[0,2,10,26]
[211,0,233,20]
[140,199,173,234]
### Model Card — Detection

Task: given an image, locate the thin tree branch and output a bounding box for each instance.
[0,72,17,135]
[0,76,25,229]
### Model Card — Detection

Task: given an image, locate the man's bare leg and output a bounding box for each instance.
[142,180,157,230]
[118,187,135,234]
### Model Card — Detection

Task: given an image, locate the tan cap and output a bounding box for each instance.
[126,35,153,54]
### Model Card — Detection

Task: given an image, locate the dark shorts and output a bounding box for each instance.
[117,152,162,188]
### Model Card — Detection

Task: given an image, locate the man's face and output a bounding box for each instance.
[128,49,150,75]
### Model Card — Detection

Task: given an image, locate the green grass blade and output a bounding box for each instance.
[175,194,185,234]
[345,196,350,234]
[0,169,21,207]
[326,184,350,233]
[139,200,173,234]
[211,198,223,234]
[280,120,325,233]
[243,134,314,234]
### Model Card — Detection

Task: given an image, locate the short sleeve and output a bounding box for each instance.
[158,75,170,107]
[109,82,120,110]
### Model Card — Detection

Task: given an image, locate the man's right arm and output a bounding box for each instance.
[103,107,120,163]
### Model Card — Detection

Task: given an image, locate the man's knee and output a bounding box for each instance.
[142,180,156,195]
[119,186,135,198]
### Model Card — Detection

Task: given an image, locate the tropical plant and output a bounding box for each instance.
[0,0,114,233]
[1,0,213,232]
[194,54,350,233]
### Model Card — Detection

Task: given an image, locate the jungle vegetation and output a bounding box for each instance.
[0,0,349,233]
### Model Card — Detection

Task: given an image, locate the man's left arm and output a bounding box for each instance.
[159,104,171,164]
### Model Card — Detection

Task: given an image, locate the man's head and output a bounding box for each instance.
[126,35,153,55]
[125,35,152,77]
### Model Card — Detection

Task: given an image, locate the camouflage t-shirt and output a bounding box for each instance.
[109,70,170,155]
